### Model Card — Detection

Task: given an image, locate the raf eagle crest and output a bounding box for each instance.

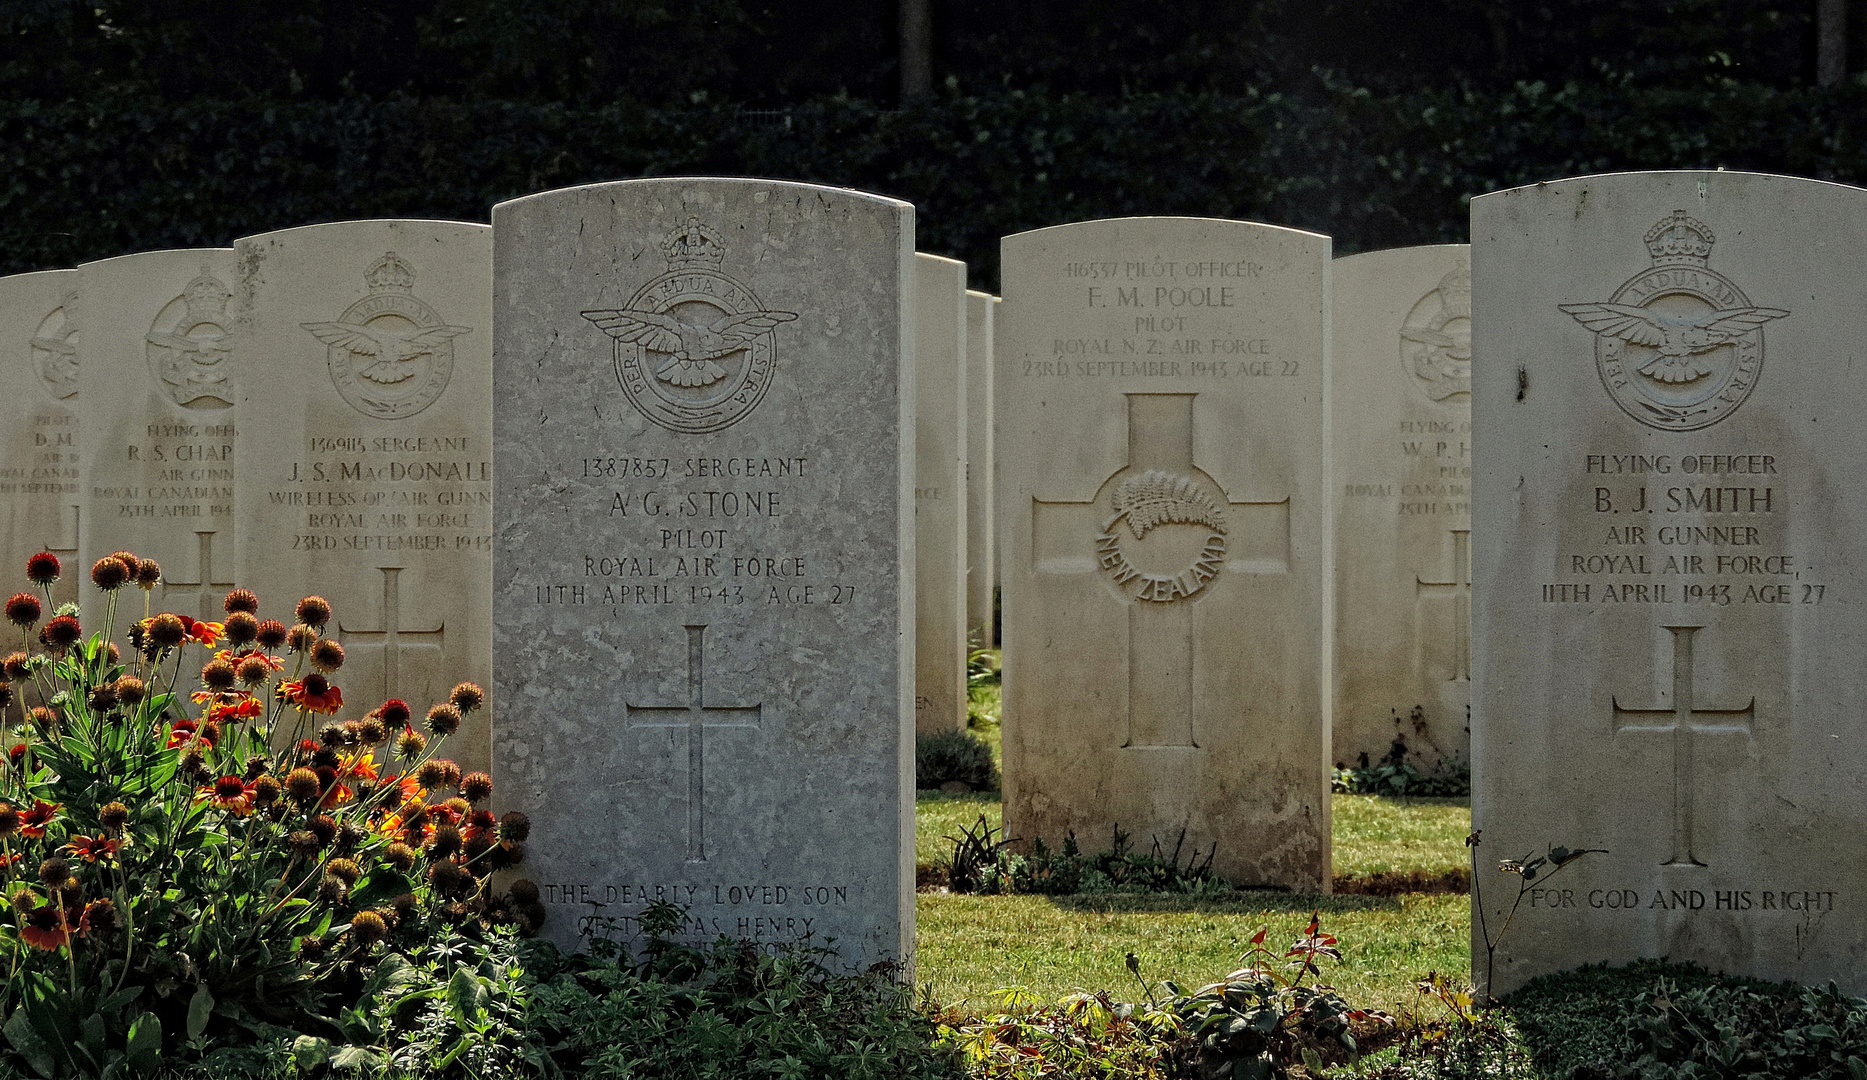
[301,252,469,420]
[582,217,797,434]
[1560,211,1787,431]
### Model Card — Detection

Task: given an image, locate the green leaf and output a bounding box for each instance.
[446,966,486,1023]
[291,1035,332,1070]
[331,1046,384,1072]
[1845,1055,1866,1080]
[124,1012,162,1076]
[4,1007,59,1079]
[186,986,214,1041]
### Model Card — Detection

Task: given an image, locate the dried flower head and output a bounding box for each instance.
[105,642,119,665]
[325,858,362,886]
[286,830,320,858]
[107,551,139,578]
[415,760,447,789]
[113,675,146,706]
[236,655,272,687]
[3,652,28,681]
[90,556,129,591]
[310,747,341,770]
[441,796,471,820]
[285,624,315,653]
[396,726,427,759]
[223,588,259,614]
[4,593,41,627]
[391,892,417,919]
[285,767,321,806]
[99,802,129,832]
[349,909,388,945]
[357,714,387,745]
[463,832,494,864]
[428,823,463,859]
[426,703,461,737]
[252,775,281,807]
[307,814,338,846]
[429,860,463,894]
[25,552,59,586]
[499,812,531,842]
[147,613,187,648]
[243,754,269,781]
[255,619,288,650]
[440,760,462,789]
[318,722,348,749]
[39,614,79,650]
[37,856,70,887]
[316,875,349,904]
[201,658,237,691]
[309,638,345,673]
[449,682,485,712]
[507,879,540,905]
[224,611,259,647]
[386,842,418,871]
[295,596,332,628]
[199,720,222,746]
[135,559,161,589]
[178,749,207,783]
[80,898,118,937]
[380,699,412,726]
[298,934,327,961]
[338,821,368,853]
[460,772,493,803]
[85,684,115,713]
[0,804,25,839]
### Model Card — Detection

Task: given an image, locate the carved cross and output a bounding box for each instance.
[1416,527,1472,682]
[160,529,236,623]
[625,624,762,863]
[1612,624,1754,868]
[1030,393,1289,748]
[40,503,79,609]
[337,567,446,704]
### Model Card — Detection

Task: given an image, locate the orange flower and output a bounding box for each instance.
[0,852,19,870]
[63,835,119,863]
[341,752,380,785]
[165,719,200,749]
[216,649,283,672]
[19,902,68,950]
[201,776,255,816]
[18,799,59,838]
[205,695,264,723]
[181,616,225,647]
[278,674,343,715]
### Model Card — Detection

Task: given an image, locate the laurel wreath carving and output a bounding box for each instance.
[1112,470,1227,539]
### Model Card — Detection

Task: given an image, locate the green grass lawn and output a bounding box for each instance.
[922,660,1471,1014]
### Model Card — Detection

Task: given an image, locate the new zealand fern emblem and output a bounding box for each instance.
[1097,470,1229,603]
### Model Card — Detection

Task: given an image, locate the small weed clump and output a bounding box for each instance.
[917,729,1000,792]
[946,817,1226,897]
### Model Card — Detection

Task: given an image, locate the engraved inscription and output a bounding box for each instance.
[583,218,797,434]
[1560,211,1788,431]
[1400,267,1471,402]
[146,274,234,411]
[302,252,469,421]
[29,296,78,402]
[1611,625,1755,868]
[624,624,762,863]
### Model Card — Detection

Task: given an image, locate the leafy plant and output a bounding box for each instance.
[946,820,1225,898]
[0,549,535,1078]
[1333,728,1470,798]
[1164,912,1394,1080]
[917,729,999,791]
[939,985,1179,1079]
[1469,830,1607,1003]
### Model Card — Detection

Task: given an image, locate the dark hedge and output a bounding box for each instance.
[2,77,1861,288]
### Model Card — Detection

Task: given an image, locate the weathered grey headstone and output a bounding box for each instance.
[965,289,996,649]
[1332,246,1471,775]
[1474,171,1867,995]
[492,179,914,965]
[915,253,967,735]
[233,222,494,773]
[0,271,81,608]
[77,249,238,620]
[998,218,1332,891]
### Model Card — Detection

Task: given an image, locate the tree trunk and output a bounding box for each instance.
[1818,0,1846,88]
[899,0,932,102]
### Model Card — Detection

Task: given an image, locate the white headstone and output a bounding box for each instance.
[492,179,915,965]
[915,253,968,735]
[1331,246,1471,774]
[0,271,81,609]
[77,249,238,620]
[1474,171,1867,995]
[998,218,1332,890]
[965,289,996,649]
[233,222,494,773]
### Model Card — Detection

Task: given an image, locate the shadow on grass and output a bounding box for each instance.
[1041,891,1406,915]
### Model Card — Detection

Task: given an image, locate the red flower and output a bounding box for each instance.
[217,649,283,672]
[0,852,20,870]
[18,799,59,838]
[178,616,224,647]
[4,593,40,627]
[278,674,343,715]
[7,744,24,768]
[19,903,68,950]
[165,719,199,749]
[201,776,254,816]
[205,696,264,723]
[38,614,78,650]
[64,835,119,863]
[25,552,59,586]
